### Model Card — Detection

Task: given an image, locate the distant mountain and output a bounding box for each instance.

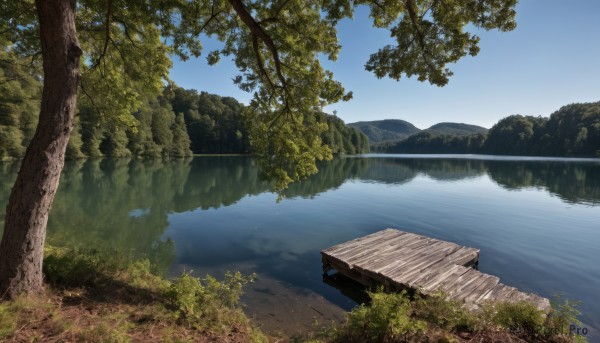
[425,122,488,136]
[347,119,421,143]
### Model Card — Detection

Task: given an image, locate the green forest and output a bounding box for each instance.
[373,102,600,157]
[0,61,368,160]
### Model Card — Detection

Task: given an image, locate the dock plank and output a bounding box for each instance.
[321,228,550,312]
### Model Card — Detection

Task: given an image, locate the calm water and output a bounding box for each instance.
[1,155,599,336]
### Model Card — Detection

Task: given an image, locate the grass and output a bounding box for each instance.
[0,246,268,342]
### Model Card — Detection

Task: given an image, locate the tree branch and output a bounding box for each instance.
[405,0,437,72]
[228,0,287,89]
[90,0,113,70]
[251,35,276,92]
[196,1,225,35]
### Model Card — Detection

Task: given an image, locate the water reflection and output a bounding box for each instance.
[353,157,600,205]
[1,156,599,255]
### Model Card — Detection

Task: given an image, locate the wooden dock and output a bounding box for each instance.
[321,228,550,312]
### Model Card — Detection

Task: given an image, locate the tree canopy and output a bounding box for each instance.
[1,0,517,189]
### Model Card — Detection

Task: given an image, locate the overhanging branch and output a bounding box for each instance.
[90,0,114,70]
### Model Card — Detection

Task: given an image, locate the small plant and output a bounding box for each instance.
[0,302,17,339]
[164,272,204,319]
[43,246,131,286]
[413,291,476,331]
[491,301,545,335]
[546,294,583,335]
[341,288,426,342]
[164,271,256,330]
[122,259,170,291]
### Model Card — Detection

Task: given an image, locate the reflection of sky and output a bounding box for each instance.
[128,208,150,218]
[163,173,600,330]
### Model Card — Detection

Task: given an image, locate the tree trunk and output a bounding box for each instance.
[0,0,81,298]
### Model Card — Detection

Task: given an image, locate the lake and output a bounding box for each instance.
[1,154,599,336]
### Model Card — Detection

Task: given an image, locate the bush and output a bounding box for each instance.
[164,271,256,330]
[339,289,426,342]
[546,295,583,335]
[413,292,476,331]
[43,246,130,286]
[490,301,545,334]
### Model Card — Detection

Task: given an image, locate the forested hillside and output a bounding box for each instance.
[375,102,600,157]
[348,119,420,143]
[425,122,488,136]
[348,120,487,144]
[0,63,366,159]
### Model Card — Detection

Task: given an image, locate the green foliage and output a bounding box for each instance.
[377,102,600,157]
[0,52,41,160]
[168,87,250,154]
[5,244,266,341]
[123,259,170,291]
[376,131,487,154]
[348,119,421,144]
[164,271,255,329]
[0,302,17,339]
[339,289,426,342]
[2,0,517,188]
[312,289,585,343]
[364,0,517,86]
[426,122,488,136]
[321,113,370,154]
[164,273,203,318]
[43,246,132,287]
[490,301,546,333]
[247,110,333,191]
[413,292,475,331]
[546,295,583,335]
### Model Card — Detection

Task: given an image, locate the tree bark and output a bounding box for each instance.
[0,0,81,298]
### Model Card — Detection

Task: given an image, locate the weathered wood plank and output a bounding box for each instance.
[321,228,549,312]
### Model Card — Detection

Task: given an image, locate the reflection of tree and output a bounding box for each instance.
[1,156,599,263]
[174,157,269,210]
[357,158,417,184]
[356,157,600,205]
[356,158,486,183]
[282,158,369,198]
[487,161,600,205]
[47,158,193,272]
[406,159,487,181]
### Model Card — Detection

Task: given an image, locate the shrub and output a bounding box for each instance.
[491,301,545,334]
[164,271,256,330]
[413,291,476,331]
[341,289,426,342]
[546,295,583,335]
[43,246,131,286]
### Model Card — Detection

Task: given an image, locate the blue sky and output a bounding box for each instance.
[169,1,600,129]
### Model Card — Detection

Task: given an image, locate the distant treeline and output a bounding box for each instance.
[0,61,367,159]
[374,102,600,157]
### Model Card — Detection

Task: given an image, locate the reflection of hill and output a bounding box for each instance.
[282,158,368,198]
[357,158,417,184]
[1,155,599,261]
[405,159,486,182]
[356,158,486,183]
[352,157,600,205]
[487,161,600,205]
